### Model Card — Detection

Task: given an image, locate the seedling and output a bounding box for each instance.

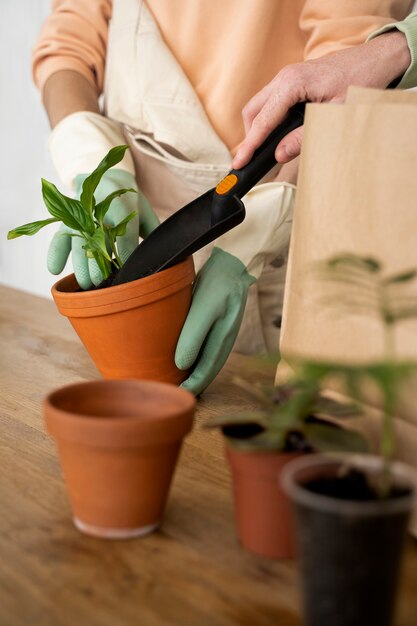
[206,365,367,454]
[207,254,417,497]
[312,253,417,494]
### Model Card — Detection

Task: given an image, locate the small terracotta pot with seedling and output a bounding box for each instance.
[206,370,367,559]
[8,146,194,384]
[281,254,417,626]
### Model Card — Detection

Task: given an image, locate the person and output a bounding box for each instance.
[234,13,417,169]
[32,1,413,395]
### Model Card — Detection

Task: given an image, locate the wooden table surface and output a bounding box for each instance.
[1,284,416,626]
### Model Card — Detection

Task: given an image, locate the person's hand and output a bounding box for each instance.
[47,169,159,289]
[175,182,295,395]
[233,30,411,169]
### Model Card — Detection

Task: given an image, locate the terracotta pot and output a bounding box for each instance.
[226,446,303,559]
[44,379,196,539]
[51,257,195,384]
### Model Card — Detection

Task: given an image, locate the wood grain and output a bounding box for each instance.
[0,285,416,626]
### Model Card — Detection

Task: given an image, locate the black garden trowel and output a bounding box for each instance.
[110,102,305,286]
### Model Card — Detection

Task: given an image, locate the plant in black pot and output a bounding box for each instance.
[206,367,367,559]
[281,254,417,626]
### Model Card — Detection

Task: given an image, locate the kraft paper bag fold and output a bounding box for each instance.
[276,91,417,532]
[346,85,417,105]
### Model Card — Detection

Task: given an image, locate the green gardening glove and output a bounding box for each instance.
[47,169,159,289]
[176,182,295,396]
[175,247,255,395]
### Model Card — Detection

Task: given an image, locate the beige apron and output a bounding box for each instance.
[104,0,288,354]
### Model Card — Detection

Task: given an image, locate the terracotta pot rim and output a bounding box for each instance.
[226,445,304,479]
[51,257,195,317]
[44,379,196,447]
[226,445,302,460]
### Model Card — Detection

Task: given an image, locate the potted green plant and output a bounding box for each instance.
[8,146,194,383]
[206,367,367,559]
[281,254,417,626]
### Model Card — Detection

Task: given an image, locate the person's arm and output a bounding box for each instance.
[368,11,417,89]
[33,0,109,126]
[234,0,413,169]
[32,0,110,112]
[32,0,159,290]
[233,30,411,169]
[43,70,100,128]
[300,0,412,61]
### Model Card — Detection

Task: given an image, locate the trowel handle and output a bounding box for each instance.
[215,102,306,201]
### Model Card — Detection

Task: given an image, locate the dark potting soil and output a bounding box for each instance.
[222,423,314,452]
[222,415,335,453]
[95,271,117,290]
[222,423,264,439]
[284,430,314,453]
[304,469,411,502]
[68,271,116,292]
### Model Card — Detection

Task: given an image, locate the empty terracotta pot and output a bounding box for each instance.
[51,257,195,384]
[44,379,196,539]
[226,446,302,559]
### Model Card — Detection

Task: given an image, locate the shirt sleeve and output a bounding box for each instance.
[300,0,413,60]
[32,0,111,95]
[368,12,417,89]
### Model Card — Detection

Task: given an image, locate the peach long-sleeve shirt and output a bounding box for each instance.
[33,0,413,153]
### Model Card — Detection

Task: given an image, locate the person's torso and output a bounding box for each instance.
[144,0,307,153]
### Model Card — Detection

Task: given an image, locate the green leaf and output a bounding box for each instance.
[84,229,112,262]
[313,396,362,418]
[90,250,111,281]
[304,423,369,453]
[108,211,137,238]
[42,179,95,235]
[268,382,318,429]
[231,377,275,410]
[326,254,381,274]
[81,236,112,281]
[94,188,136,224]
[298,361,336,380]
[7,218,59,239]
[383,269,417,285]
[269,408,302,432]
[227,429,286,453]
[80,145,130,215]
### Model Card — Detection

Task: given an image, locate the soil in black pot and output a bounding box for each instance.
[305,467,411,501]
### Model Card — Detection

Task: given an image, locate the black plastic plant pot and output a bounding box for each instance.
[281,454,417,626]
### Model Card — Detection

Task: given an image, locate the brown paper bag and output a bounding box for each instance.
[346,85,417,106]
[276,89,417,531]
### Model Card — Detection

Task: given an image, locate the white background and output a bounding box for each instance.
[1,1,60,297]
[1,1,416,298]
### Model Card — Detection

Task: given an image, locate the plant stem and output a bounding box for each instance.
[378,365,397,497]
[380,282,396,496]
[93,252,112,280]
[108,233,123,269]
[384,321,396,361]
[378,416,394,498]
